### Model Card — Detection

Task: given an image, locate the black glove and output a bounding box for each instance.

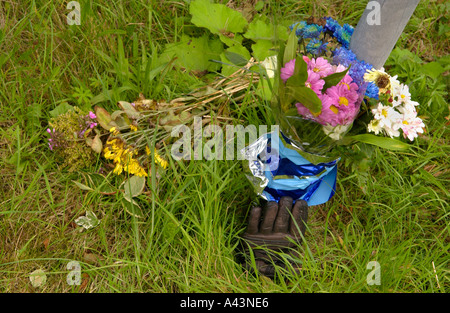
[241,196,308,278]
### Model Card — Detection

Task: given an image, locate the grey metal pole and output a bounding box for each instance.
[349,0,421,69]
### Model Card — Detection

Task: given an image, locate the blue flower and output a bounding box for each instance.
[302,24,323,38]
[349,61,370,86]
[333,24,353,48]
[290,21,307,35]
[343,23,354,35]
[365,82,380,99]
[332,47,356,67]
[306,38,328,55]
[324,17,341,33]
[290,22,323,39]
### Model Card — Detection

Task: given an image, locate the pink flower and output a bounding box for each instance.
[89,111,97,119]
[330,64,347,74]
[315,94,342,126]
[308,57,332,78]
[280,59,296,82]
[326,84,359,108]
[305,70,325,95]
[337,74,359,93]
[296,92,360,127]
[295,102,316,120]
[296,94,339,126]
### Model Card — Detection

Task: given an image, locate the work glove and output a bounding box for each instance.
[241,196,308,278]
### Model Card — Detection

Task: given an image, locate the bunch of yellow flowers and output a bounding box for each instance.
[103,138,148,177]
[103,127,169,178]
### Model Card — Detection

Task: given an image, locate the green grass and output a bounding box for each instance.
[0,0,448,292]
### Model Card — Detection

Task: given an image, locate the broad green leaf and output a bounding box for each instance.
[218,33,243,47]
[322,67,350,91]
[49,102,73,118]
[118,101,137,112]
[348,134,410,150]
[75,211,100,230]
[286,55,308,87]
[420,62,445,79]
[123,109,141,119]
[254,1,264,11]
[283,28,298,65]
[111,110,124,120]
[123,175,146,202]
[110,110,132,128]
[94,106,114,130]
[224,50,249,66]
[122,198,144,218]
[251,39,276,62]
[244,17,289,41]
[160,34,223,72]
[286,86,322,115]
[91,134,103,154]
[220,44,251,76]
[189,0,248,35]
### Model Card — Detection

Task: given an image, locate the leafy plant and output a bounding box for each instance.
[385,48,449,121]
[159,0,289,76]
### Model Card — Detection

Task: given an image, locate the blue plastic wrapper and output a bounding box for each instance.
[241,131,339,206]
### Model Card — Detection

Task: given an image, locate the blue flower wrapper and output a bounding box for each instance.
[242,131,339,206]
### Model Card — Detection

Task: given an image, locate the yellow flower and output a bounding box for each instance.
[130,124,137,132]
[109,127,120,136]
[364,68,394,95]
[104,147,114,160]
[145,146,168,169]
[154,151,169,169]
[113,163,123,175]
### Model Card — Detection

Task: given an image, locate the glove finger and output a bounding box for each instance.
[273,196,293,233]
[260,201,278,235]
[289,199,308,238]
[246,206,262,235]
[255,260,275,278]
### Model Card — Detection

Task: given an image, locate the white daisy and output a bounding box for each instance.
[395,105,425,141]
[393,84,411,106]
[371,102,402,138]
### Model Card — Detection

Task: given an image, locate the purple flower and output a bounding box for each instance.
[88,111,97,119]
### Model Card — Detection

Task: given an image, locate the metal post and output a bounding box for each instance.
[349,0,421,69]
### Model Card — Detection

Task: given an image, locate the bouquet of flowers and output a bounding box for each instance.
[265,17,425,155]
[242,17,426,206]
